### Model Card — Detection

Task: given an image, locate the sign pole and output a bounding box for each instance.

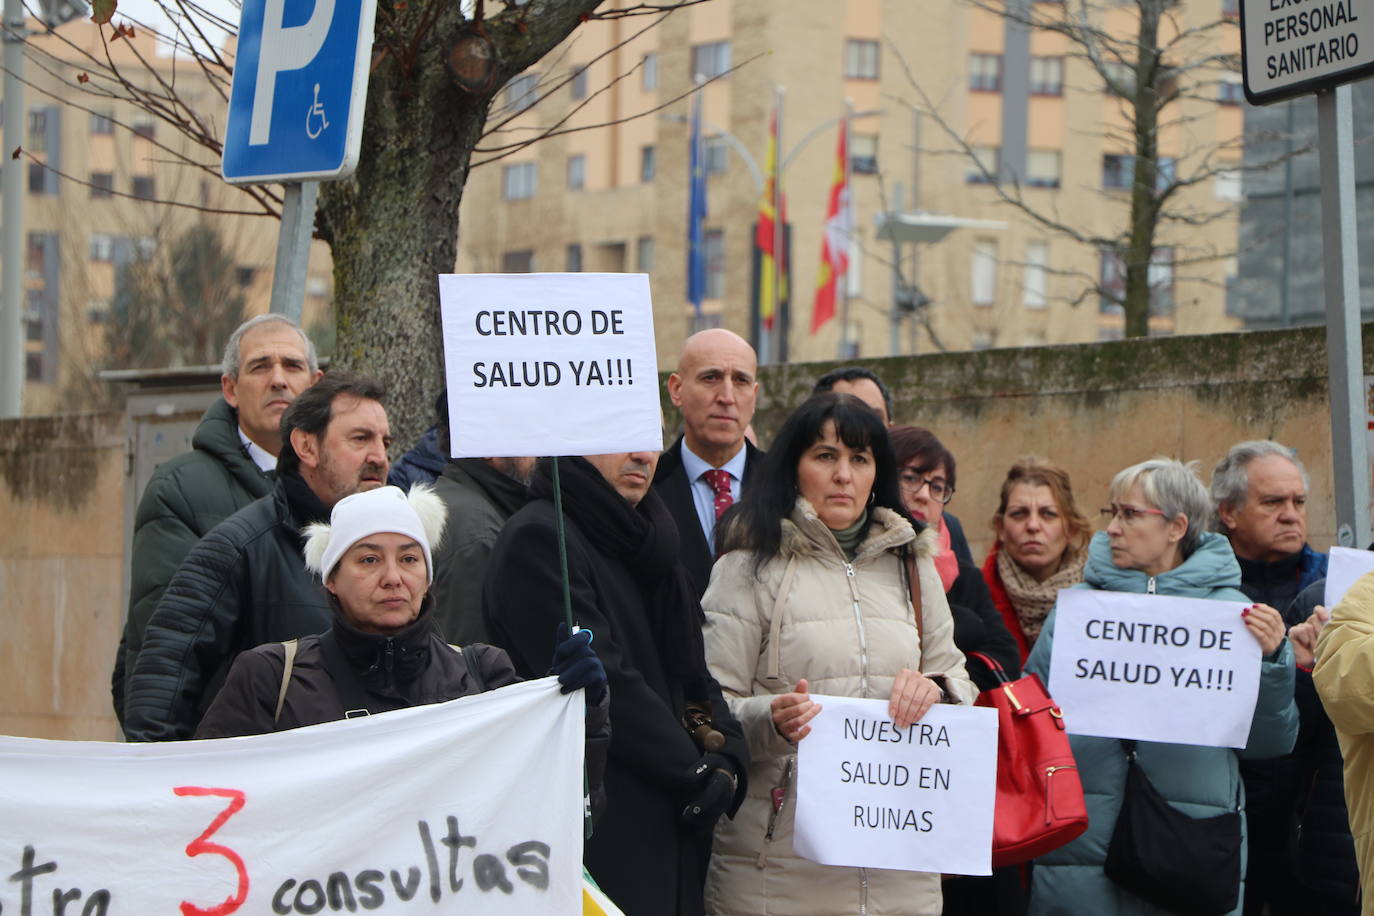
[269,181,319,322]
[0,0,25,418]
[1317,83,1370,549]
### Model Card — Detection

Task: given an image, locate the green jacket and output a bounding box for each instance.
[1026,531,1298,916]
[111,397,273,725]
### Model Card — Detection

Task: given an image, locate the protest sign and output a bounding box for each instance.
[439,273,662,458]
[793,696,998,876]
[0,679,583,915]
[1048,590,1260,747]
[1325,546,1374,609]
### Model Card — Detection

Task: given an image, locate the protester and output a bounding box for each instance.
[701,393,974,916]
[655,328,765,597]
[386,392,448,490]
[484,449,748,916]
[123,372,391,741]
[1025,458,1298,915]
[111,314,321,724]
[194,485,609,816]
[1212,440,1328,916]
[982,458,1092,663]
[426,392,536,644]
[1313,571,1374,914]
[812,365,894,425]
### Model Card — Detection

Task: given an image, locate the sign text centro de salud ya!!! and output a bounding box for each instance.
[1240,0,1374,105]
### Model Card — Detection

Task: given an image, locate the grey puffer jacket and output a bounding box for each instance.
[701,501,974,916]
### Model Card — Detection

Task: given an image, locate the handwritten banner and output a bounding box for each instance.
[1048,590,1261,747]
[1325,546,1374,609]
[439,273,662,458]
[0,679,583,915]
[794,697,998,876]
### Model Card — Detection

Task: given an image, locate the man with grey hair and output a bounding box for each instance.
[110,314,321,725]
[1212,439,1327,613]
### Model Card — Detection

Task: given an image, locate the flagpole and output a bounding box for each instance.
[772,85,785,365]
[838,99,853,359]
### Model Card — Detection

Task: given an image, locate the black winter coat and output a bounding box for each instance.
[123,472,334,742]
[483,488,748,916]
[946,558,1022,692]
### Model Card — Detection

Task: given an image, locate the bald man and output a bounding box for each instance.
[653,329,766,597]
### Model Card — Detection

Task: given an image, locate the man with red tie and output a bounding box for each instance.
[653,329,766,598]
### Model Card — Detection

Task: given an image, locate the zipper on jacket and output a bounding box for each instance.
[1146,576,1157,595]
[844,562,871,697]
[757,757,794,868]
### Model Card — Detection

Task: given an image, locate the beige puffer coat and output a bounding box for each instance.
[701,500,974,916]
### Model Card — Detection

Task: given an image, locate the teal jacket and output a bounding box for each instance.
[1025,531,1298,916]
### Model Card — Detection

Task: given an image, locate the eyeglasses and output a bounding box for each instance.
[899,471,954,504]
[1099,503,1166,524]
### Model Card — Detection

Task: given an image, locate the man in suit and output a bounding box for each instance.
[654,329,764,597]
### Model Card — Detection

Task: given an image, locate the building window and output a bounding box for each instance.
[971,240,998,306]
[967,146,999,184]
[90,110,114,134]
[27,162,46,193]
[1098,246,1174,315]
[566,243,583,272]
[132,120,155,140]
[90,172,114,197]
[502,161,537,200]
[969,54,1002,92]
[971,330,994,350]
[642,52,658,91]
[1223,0,1239,16]
[1030,56,1063,96]
[703,228,724,299]
[502,250,535,273]
[87,299,110,324]
[851,134,878,174]
[132,175,155,199]
[636,235,654,272]
[1101,60,1136,95]
[691,41,731,80]
[1218,78,1245,105]
[1023,241,1049,308]
[504,73,539,113]
[25,352,42,381]
[1214,168,1242,201]
[570,67,588,101]
[844,39,880,79]
[703,136,729,175]
[27,110,46,152]
[640,145,656,182]
[1026,149,1061,188]
[1102,154,1175,191]
[89,232,115,262]
[136,236,156,259]
[1149,247,1175,316]
[567,154,586,190]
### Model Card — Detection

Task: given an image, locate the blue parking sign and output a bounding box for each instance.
[222,0,377,183]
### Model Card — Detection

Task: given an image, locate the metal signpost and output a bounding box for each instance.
[223,0,377,321]
[1240,0,1374,548]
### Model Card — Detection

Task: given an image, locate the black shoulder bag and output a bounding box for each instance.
[1103,739,1242,916]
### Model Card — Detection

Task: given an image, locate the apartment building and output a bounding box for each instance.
[457,0,1247,367]
[7,19,334,414]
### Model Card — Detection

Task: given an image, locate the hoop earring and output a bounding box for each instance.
[867,491,876,507]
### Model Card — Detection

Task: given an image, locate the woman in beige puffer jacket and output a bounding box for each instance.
[701,394,974,916]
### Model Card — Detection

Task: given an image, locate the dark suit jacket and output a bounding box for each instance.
[653,436,765,598]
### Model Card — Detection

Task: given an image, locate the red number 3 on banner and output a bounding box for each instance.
[173,786,250,916]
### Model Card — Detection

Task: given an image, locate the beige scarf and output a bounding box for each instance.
[997,542,1088,645]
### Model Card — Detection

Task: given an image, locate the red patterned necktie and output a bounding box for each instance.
[702,468,734,520]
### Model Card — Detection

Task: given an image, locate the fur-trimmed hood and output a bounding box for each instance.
[780,498,934,564]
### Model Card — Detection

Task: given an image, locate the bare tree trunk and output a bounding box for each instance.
[318,0,604,449]
[1124,0,1164,338]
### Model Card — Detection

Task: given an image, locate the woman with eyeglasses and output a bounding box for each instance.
[1023,458,1298,916]
[982,458,1093,663]
[700,394,975,916]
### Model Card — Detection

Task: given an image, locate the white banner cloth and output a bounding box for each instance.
[439,273,662,458]
[1048,590,1261,747]
[1325,546,1374,609]
[0,678,583,915]
[793,696,998,876]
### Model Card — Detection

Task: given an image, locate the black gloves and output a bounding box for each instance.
[553,623,607,704]
[681,752,738,828]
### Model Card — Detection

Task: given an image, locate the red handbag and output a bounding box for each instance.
[966,651,1089,867]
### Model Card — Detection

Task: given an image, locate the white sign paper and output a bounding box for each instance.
[0,679,583,915]
[1325,546,1374,609]
[794,696,998,876]
[439,273,662,458]
[1048,590,1261,747]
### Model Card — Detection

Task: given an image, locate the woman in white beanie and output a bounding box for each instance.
[196,485,609,811]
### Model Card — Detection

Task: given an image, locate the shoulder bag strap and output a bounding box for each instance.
[318,629,375,717]
[455,644,487,693]
[274,639,299,724]
[904,549,924,640]
[765,555,799,682]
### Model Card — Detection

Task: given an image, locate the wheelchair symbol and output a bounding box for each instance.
[306,84,329,139]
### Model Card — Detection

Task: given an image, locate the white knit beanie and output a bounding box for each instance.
[302,484,447,584]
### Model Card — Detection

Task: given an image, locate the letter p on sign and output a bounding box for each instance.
[250,0,335,146]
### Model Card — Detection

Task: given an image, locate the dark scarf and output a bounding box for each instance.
[447,457,528,517]
[530,456,710,686]
[279,468,332,532]
[326,595,438,708]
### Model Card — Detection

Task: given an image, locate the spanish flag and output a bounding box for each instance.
[583,870,627,915]
[812,118,851,333]
[755,106,787,330]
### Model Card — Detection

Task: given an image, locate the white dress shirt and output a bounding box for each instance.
[680,441,746,550]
